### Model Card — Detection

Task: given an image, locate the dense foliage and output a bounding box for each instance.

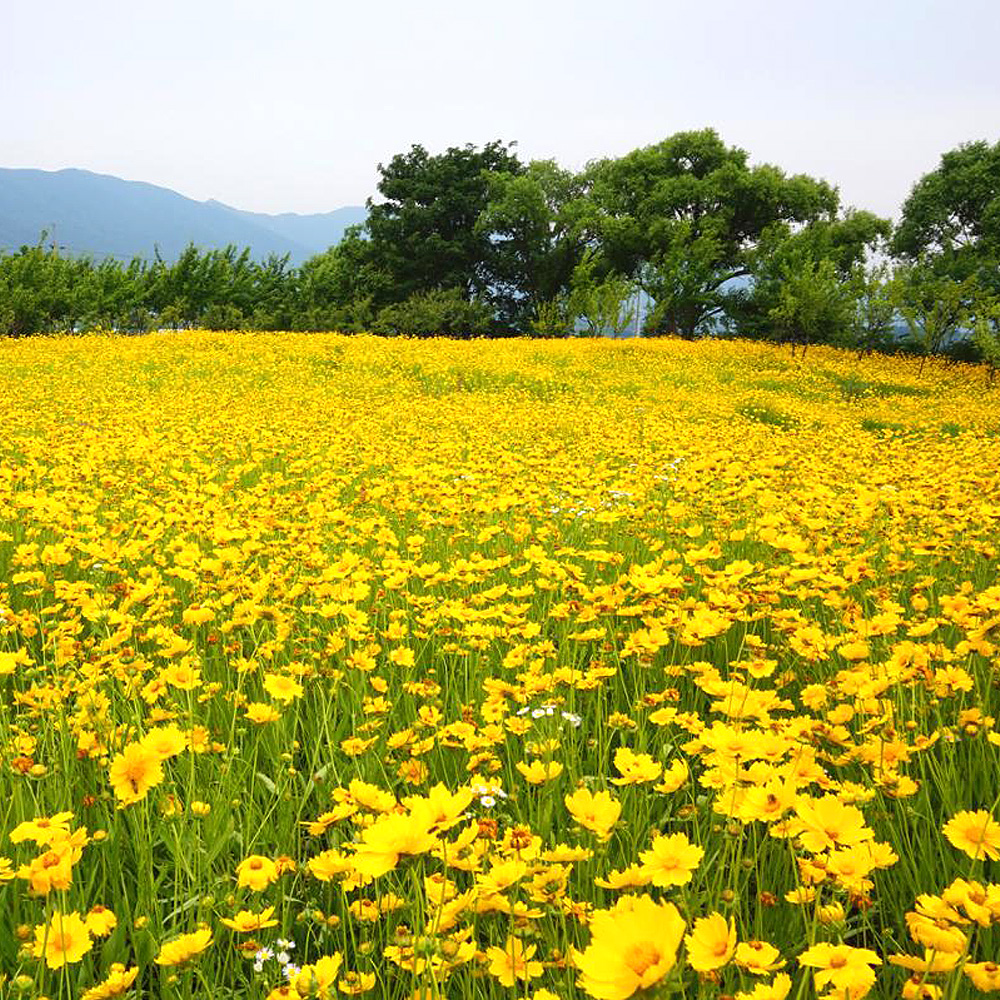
[1,332,1000,1000]
[2,131,999,364]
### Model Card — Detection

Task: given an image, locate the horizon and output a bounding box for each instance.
[3,1,999,222]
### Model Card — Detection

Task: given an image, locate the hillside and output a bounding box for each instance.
[0,167,366,264]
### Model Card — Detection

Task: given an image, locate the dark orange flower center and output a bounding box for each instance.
[623,941,661,975]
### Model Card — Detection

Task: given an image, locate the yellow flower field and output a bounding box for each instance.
[1,331,1000,1000]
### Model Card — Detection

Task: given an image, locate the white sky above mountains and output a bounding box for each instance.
[3,0,998,220]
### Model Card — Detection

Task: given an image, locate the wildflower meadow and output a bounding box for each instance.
[2,331,1000,1000]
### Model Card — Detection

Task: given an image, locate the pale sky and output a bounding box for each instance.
[3,0,998,220]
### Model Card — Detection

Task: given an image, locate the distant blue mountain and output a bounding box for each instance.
[0,168,366,264]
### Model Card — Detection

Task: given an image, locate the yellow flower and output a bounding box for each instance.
[18,840,77,895]
[160,660,201,690]
[794,795,871,854]
[108,742,164,805]
[236,855,280,891]
[140,724,187,760]
[220,905,279,932]
[309,849,353,882]
[942,809,1000,861]
[84,905,118,937]
[797,942,881,996]
[966,962,1000,992]
[32,911,93,969]
[734,940,785,974]
[888,950,960,974]
[516,759,564,784]
[294,954,343,998]
[655,758,689,794]
[351,809,437,877]
[245,702,281,723]
[686,912,736,971]
[734,973,792,1000]
[486,936,544,987]
[594,865,653,890]
[564,788,622,842]
[404,783,475,832]
[80,963,139,1000]
[338,971,377,994]
[573,895,686,999]
[612,748,662,785]
[10,812,74,846]
[263,672,304,703]
[155,926,213,966]
[638,831,704,887]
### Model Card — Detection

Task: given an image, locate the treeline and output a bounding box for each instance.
[2,129,999,369]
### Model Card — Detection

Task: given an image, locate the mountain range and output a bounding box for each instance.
[0,168,367,264]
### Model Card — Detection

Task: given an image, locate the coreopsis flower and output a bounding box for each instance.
[84,905,118,937]
[349,779,397,813]
[406,783,475,832]
[18,841,77,894]
[888,950,960,975]
[942,877,999,925]
[516,759,564,784]
[564,788,621,842]
[794,795,871,853]
[108,741,164,805]
[32,911,93,969]
[734,973,792,1000]
[160,660,201,690]
[573,895,686,999]
[594,864,653,890]
[339,970,377,994]
[293,954,343,998]
[966,962,1000,992]
[263,672,303,703]
[245,702,281,724]
[686,912,737,971]
[308,849,353,882]
[739,780,797,823]
[638,831,704,887]
[797,942,881,997]
[80,963,139,1000]
[155,926,213,966]
[735,940,785,974]
[486,936,544,987]
[905,912,968,953]
[655,758,689,794]
[611,748,662,785]
[10,811,74,846]
[942,810,1000,861]
[351,808,437,877]
[140,724,187,760]
[236,855,280,891]
[220,905,279,932]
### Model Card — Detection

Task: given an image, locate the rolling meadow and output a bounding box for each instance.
[2,331,1000,1000]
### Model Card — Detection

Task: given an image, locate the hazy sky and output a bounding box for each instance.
[3,0,998,219]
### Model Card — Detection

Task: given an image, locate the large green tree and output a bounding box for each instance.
[361,141,523,313]
[583,128,840,337]
[475,159,592,330]
[731,209,890,341]
[892,139,1000,294]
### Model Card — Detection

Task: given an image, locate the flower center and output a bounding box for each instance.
[623,941,660,975]
[829,954,848,969]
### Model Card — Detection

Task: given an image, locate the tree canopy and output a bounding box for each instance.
[4,130,999,366]
[892,139,1000,292]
